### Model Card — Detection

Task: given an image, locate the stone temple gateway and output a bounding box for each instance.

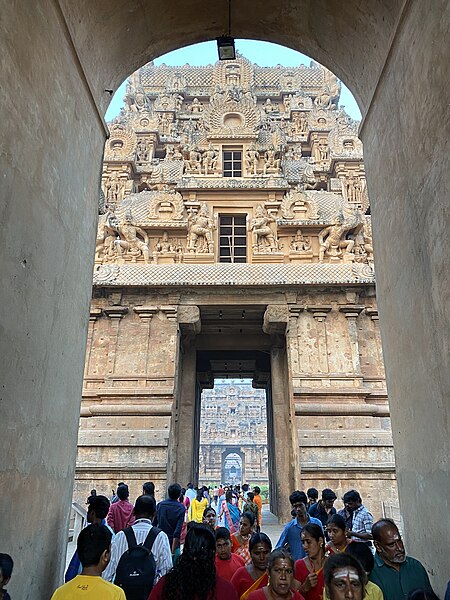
[75,56,398,520]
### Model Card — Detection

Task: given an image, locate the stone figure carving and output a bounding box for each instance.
[351,222,374,263]
[203,144,218,175]
[302,162,317,189]
[136,139,149,162]
[291,112,308,134]
[190,98,203,113]
[263,147,281,175]
[187,203,215,253]
[172,93,184,111]
[318,142,329,161]
[314,88,332,109]
[98,206,120,261]
[105,173,124,205]
[318,208,364,262]
[158,113,173,136]
[251,205,278,252]
[290,229,311,252]
[342,175,364,203]
[245,145,260,175]
[183,146,202,174]
[114,209,150,263]
[126,86,148,112]
[264,99,275,113]
[155,231,175,253]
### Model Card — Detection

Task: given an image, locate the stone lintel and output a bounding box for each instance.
[178,305,201,335]
[80,403,173,417]
[295,402,390,417]
[103,306,128,319]
[75,465,168,474]
[134,305,159,320]
[306,305,332,320]
[263,304,289,336]
[339,305,365,318]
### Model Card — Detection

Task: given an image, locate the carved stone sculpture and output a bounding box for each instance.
[318,208,364,262]
[203,144,218,175]
[245,145,259,175]
[290,229,311,252]
[187,203,214,253]
[114,209,150,263]
[98,206,120,262]
[190,98,203,113]
[263,147,281,175]
[251,205,278,252]
[183,146,202,174]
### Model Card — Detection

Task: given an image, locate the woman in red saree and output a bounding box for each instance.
[247,549,305,600]
[231,532,272,600]
[231,512,255,565]
[294,524,325,600]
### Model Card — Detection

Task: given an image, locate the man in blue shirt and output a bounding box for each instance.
[370,519,434,600]
[275,490,323,560]
[154,483,186,556]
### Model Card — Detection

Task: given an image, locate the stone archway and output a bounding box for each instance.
[222,449,245,485]
[1,2,449,597]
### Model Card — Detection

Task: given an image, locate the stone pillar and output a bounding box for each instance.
[339,305,365,374]
[263,305,300,522]
[168,306,201,484]
[103,307,128,374]
[307,306,332,373]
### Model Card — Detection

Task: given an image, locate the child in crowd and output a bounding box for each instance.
[0,554,13,600]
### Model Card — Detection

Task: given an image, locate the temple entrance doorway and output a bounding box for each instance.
[172,303,299,520]
[198,379,268,492]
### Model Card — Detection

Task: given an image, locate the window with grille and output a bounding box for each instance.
[223,149,242,177]
[219,215,247,263]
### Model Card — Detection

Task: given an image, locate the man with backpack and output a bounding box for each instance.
[103,495,172,599]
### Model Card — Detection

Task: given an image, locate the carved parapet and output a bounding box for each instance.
[178,305,201,335]
[263,304,289,336]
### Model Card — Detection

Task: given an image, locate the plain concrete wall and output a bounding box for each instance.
[0,1,105,597]
[0,0,449,596]
[361,0,449,591]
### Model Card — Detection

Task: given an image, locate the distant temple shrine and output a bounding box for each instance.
[76,55,398,519]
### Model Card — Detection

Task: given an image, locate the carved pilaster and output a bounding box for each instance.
[103,307,128,374]
[288,307,303,376]
[85,308,103,376]
[365,307,379,321]
[134,306,159,372]
[339,305,365,374]
[307,306,331,373]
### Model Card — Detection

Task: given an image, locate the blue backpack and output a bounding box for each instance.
[114,526,161,600]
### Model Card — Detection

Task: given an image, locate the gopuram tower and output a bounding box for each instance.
[76,55,398,520]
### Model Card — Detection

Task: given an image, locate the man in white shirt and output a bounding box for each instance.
[103,495,172,587]
[185,482,196,503]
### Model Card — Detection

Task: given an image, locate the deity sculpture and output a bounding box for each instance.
[245,145,260,175]
[351,223,374,263]
[290,229,311,252]
[263,147,281,175]
[190,98,203,113]
[155,231,174,253]
[318,213,357,262]
[187,204,214,253]
[251,205,278,252]
[136,139,149,162]
[105,172,124,205]
[264,98,275,113]
[114,209,150,263]
[126,86,148,112]
[318,142,329,161]
[98,205,120,261]
[314,88,332,109]
[183,146,202,174]
[203,144,218,175]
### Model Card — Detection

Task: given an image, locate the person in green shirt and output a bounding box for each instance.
[369,519,434,600]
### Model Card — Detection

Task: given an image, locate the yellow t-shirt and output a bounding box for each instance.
[51,575,126,599]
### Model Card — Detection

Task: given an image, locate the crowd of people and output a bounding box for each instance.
[1,482,447,600]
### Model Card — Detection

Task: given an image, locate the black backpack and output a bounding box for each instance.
[114,526,161,600]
